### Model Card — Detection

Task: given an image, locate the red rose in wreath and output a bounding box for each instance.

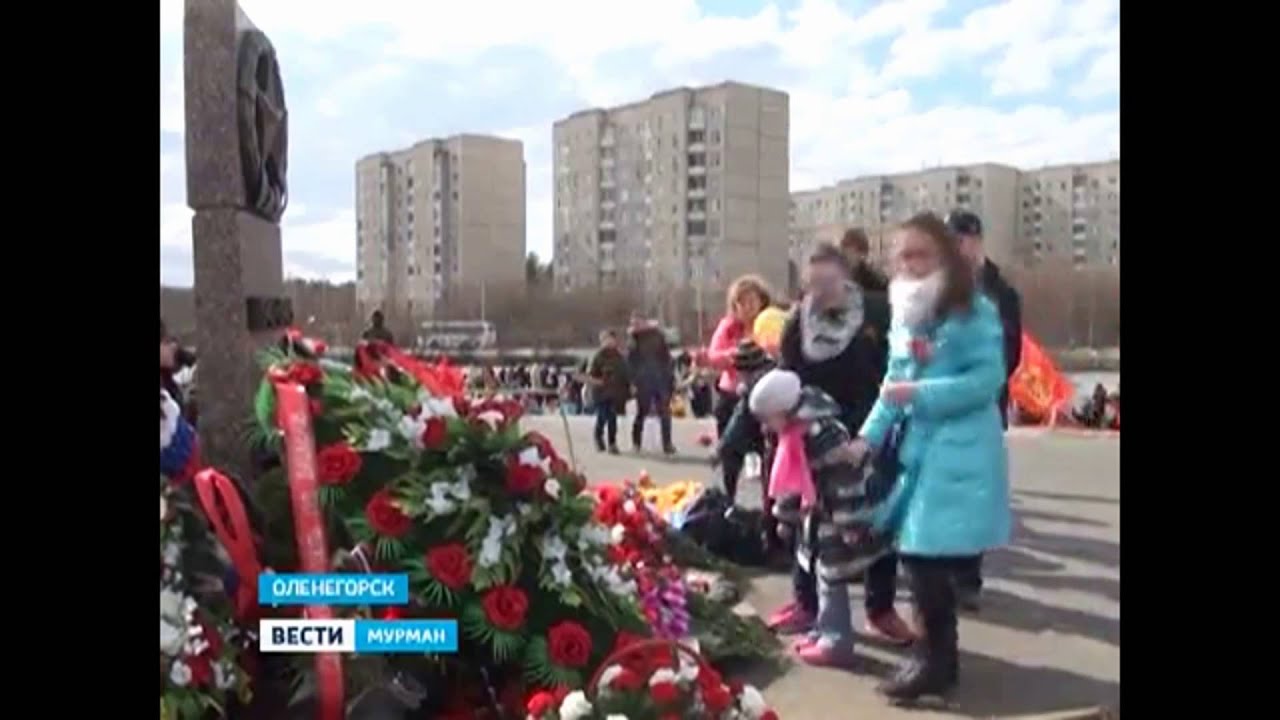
[317,442,362,486]
[702,682,733,713]
[481,585,529,631]
[187,653,214,687]
[286,361,324,386]
[546,620,593,668]
[365,489,412,537]
[420,417,449,450]
[609,667,644,692]
[425,543,473,590]
[505,456,545,495]
[525,690,556,717]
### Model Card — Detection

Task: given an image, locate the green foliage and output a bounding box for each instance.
[522,636,584,690]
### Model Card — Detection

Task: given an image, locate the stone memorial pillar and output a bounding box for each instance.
[184,0,292,482]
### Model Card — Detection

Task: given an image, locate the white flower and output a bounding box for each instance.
[398,415,425,443]
[610,524,627,545]
[160,495,168,522]
[475,410,506,428]
[479,536,503,567]
[579,525,610,547]
[160,390,181,448]
[544,478,562,499]
[214,661,237,690]
[739,685,767,719]
[517,502,533,517]
[623,500,637,515]
[160,619,185,656]
[364,428,392,452]
[160,589,184,620]
[558,690,594,720]
[649,668,678,686]
[676,654,700,683]
[551,561,573,587]
[449,480,472,501]
[425,496,457,515]
[605,715,628,720]
[162,541,182,567]
[517,446,550,472]
[597,664,623,693]
[542,534,568,561]
[419,393,457,418]
[168,659,193,687]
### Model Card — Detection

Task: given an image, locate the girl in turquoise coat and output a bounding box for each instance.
[848,212,1012,702]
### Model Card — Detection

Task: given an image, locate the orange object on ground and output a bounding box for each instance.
[1008,333,1075,425]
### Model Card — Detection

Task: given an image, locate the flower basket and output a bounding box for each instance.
[530,637,778,720]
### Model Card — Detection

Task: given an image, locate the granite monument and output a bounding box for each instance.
[184,0,293,481]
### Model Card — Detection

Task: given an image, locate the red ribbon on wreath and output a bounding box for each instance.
[191,468,262,621]
[354,340,466,399]
[275,381,345,720]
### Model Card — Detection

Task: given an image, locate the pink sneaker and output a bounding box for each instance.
[864,609,917,647]
[797,641,857,668]
[766,602,815,634]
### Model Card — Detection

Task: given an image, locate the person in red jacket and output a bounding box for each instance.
[706,275,773,500]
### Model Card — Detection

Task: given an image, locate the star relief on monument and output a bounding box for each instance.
[235,11,289,223]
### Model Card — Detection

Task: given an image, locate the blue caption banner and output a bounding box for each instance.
[354,620,459,653]
[258,573,410,606]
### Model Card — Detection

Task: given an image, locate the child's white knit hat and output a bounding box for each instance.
[749,369,801,418]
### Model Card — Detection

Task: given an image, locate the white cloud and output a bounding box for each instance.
[160,0,1120,282]
[1072,47,1119,100]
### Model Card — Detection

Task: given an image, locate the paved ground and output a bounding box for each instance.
[525,414,1121,719]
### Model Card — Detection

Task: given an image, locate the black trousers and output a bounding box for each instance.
[713,390,763,501]
[954,554,984,593]
[593,401,618,448]
[901,555,974,673]
[632,385,673,449]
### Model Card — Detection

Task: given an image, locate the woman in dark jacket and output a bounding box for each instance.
[768,242,915,650]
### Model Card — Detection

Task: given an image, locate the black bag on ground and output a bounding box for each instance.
[678,488,768,567]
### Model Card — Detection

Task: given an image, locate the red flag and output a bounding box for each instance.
[1008,333,1074,424]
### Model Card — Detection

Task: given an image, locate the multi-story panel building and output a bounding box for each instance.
[553,81,789,309]
[356,134,526,323]
[789,164,1022,277]
[1018,160,1120,268]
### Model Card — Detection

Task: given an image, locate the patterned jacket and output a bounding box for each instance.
[771,387,893,584]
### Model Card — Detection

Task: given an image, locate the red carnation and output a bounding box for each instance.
[317,443,362,486]
[365,489,412,537]
[198,620,224,656]
[505,456,545,495]
[452,396,471,416]
[286,362,323,386]
[650,680,680,705]
[420,417,449,450]
[525,690,556,717]
[425,543,473,590]
[546,621,593,668]
[609,667,644,692]
[186,653,214,687]
[760,711,779,720]
[702,683,733,713]
[481,585,529,631]
[379,606,405,620]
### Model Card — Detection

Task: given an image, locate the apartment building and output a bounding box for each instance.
[552,81,790,308]
[1018,160,1120,268]
[789,164,1021,277]
[355,134,526,322]
[790,159,1120,277]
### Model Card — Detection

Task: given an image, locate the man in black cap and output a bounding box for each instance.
[946,209,1022,611]
[839,227,888,293]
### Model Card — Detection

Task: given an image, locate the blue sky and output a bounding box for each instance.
[159,0,1119,286]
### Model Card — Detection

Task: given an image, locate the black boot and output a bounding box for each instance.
[879,558,959,702]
